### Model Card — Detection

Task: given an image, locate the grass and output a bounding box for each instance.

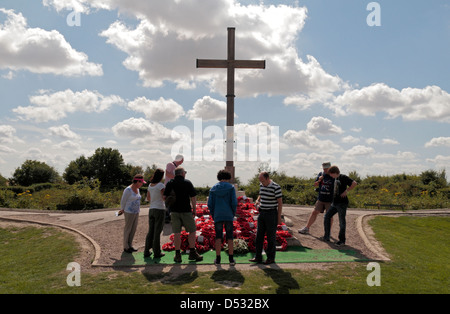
[0,226,79,293]
[0,216,449,294]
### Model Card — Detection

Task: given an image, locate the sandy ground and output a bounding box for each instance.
[1,205,449,275]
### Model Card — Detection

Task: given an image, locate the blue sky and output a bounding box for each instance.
[0,0,449,186]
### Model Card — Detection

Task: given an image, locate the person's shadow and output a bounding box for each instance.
[211,269,245,288]
[111,251,136,270]
[262,265,300,294]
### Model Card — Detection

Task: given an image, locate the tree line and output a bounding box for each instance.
[1,147,449,210]
[2,147,158,190]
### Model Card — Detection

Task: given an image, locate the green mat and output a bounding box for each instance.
[112,246,369,266]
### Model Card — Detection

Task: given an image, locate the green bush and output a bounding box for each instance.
[1,168,448,211]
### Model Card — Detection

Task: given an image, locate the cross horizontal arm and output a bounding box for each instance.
[234,60,265,69]
[196,59,228,68]
[197,59,265,69]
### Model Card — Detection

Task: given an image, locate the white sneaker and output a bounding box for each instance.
[298,227,309,234]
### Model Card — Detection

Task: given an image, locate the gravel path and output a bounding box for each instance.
[1,206,449,274]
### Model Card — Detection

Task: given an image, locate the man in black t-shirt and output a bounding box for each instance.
[322,166,357,245]
[164,167,203,263]
[299,162,335,234]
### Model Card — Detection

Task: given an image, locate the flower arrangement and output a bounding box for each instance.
[162,199,292,253]
[224,238,249,254]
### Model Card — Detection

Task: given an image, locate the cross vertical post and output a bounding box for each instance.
[196,27,265,182]
[226,27,236,181]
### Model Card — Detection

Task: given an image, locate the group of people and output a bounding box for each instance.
[119,155,356,265]
[298,162,357,246]
[118,154,205,263]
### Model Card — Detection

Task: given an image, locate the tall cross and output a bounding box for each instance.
[196,27,265,182]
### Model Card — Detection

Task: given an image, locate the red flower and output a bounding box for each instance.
[162,202,291,253]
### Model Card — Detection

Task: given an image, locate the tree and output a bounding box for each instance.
[89,147,131,188]
[64,147,132,189]
[420,169,447,189]
[63,156,92,184]
[11,160,60,186]
[0,173,7,186]
[144,164,158,182]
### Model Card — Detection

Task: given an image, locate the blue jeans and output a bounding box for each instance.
[324,202,348,243]
[255,210,278,260]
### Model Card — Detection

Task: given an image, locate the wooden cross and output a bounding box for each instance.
[196,27,265,182]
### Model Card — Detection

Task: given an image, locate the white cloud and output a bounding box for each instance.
[306,116,343,135]
[283,116,343,151]
[0,125,17,143]
[48,124,81,140]
[128,97,184,122]
[90,0,346,99]
[122,148,168,170]
[346,145,375,157]
[0,8,102,76]
[333,83,450,123]
[2,71,15,80]
[372,151,418,161]
[426,155,450,169]
[283,129,341,151]
[0,144,17,154]
[41,0,347,105]
[425,137,450,148]
[13,89,124,122]
[42,0,110,13]
[342,135,360,144]
[54,140,81,150]
[382,138,399,145]
[111,117,178,141]
[187,96,228,121]
[279,152,335,176]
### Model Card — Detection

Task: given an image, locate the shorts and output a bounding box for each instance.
[171,212,196,233]
[314,200,331,213]
[214,221,234,241]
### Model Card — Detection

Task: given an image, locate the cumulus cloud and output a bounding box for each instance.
[13,89,124,122]
[382,138,399,145]
[346,145,375,157]
[42,0,345,99]
[372,151,418,161]
[425,137,450,148]
[48,124,81,140]
[283,116,344,151]
[0,8,102,76]
[0,125,25,147]
[111,117,179,142]
[128,97,184,122]
[0,144,17,154]
[283,129,341,151]
[187,96,228,121]
[332,83,450,123]
[306,116,343,135]
[0,125,17,144]
[342,135,360,144]
[426,155,450,168]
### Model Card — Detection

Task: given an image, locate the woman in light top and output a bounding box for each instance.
[144,168,166,258]
[119,174,146,253]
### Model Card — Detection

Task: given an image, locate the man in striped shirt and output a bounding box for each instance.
[250,172,283,265]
